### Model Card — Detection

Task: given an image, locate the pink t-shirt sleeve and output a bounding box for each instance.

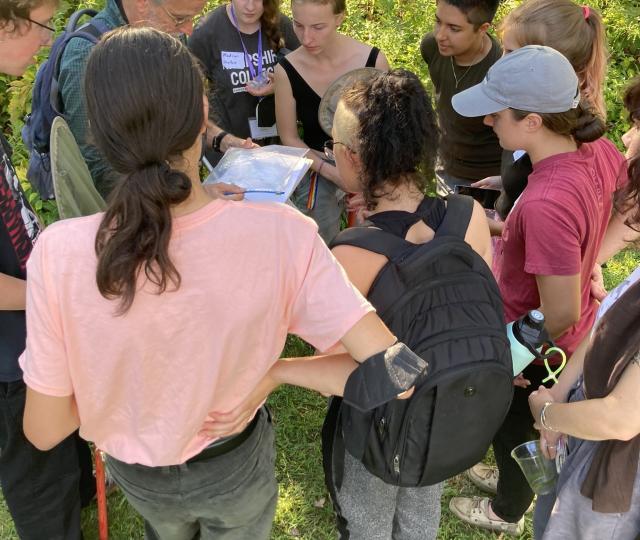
[288,232,373,351]
[520,199,582,276]
[19,233,73,397]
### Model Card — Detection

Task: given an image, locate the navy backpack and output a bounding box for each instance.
[22,9,108,200]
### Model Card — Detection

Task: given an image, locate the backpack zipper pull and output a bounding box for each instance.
[378,417,386,438]
[393,455,400,475]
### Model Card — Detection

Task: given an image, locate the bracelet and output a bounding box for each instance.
[212,131,228,153]
[317,160,325,177]
[540,401,558,432]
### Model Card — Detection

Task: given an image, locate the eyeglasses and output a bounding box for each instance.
[160,5,194,28]
[24,16,56,35]
[323,139,352,162]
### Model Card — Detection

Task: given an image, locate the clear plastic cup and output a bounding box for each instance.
[511,440,558,495]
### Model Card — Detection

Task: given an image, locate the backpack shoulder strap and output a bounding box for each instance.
[50,12,107,116]
[65,8,99,32]
[435,194,474,240]
[330,226,414,261]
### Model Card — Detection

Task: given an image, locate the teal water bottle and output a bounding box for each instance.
[507,310,549,376]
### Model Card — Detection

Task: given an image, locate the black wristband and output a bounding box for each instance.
[212,131,228,153]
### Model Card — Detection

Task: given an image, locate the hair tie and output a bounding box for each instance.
[582,5,590,20]
[135,161,171,174]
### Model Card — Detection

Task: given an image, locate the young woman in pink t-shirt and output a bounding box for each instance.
[18,27,417,538]
[450,46,626,534]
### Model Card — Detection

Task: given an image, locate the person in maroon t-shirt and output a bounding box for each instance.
[448,46,626,535]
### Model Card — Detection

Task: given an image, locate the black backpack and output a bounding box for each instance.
[22,9,108,200]
[323,195,513,492]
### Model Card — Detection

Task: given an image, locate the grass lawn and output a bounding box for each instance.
[1,249,638,539]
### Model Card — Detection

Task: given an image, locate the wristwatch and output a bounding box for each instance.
[212,131,228,153]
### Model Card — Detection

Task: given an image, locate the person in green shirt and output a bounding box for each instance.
[58,0,253,197]
[420,0,502,194]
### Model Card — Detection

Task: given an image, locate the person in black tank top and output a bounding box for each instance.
[322,69,491,539]
[279,47,380,152]
[273,0,389,243]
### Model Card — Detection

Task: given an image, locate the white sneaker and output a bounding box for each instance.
[449,496,525,536]
[467,463,498,494]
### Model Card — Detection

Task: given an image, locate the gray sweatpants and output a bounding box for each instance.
[105,407,277,540]
[334,450,443,540]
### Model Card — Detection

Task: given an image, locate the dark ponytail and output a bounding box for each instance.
[572,100,606,143]
[512,99,606,144]
[84,27,205,313]
[262,0,283,51]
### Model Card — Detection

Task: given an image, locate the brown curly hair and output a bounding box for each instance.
[261,0,284,51]
[0,0,55,32]
[340,69,440,207]
[615,77,640,232]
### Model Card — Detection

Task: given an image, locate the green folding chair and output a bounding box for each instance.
[50,116,106,219]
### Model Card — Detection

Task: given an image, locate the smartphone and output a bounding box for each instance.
[454,185,500,210]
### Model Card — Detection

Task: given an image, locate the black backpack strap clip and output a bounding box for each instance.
[435,194,474,240]
[329,225,414,262]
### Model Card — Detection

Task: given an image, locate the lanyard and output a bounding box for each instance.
[230,6,263,81]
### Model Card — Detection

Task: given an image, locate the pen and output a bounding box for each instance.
[224,189,285,195]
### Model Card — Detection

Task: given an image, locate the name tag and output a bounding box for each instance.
[248,117,278,140]
[221,51,246,70]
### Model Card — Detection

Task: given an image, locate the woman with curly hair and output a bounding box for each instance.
[189,0,299,164]
[324,68,491,539]
[527,78,640,540]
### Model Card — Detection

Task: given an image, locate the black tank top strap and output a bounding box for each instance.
[415,197,446,230]
[278,56,325,150]
[366,197,446,239]
[365,47,380,68]
[279,57,310,95]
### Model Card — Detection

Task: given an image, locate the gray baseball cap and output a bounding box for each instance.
[452,45,581,117]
